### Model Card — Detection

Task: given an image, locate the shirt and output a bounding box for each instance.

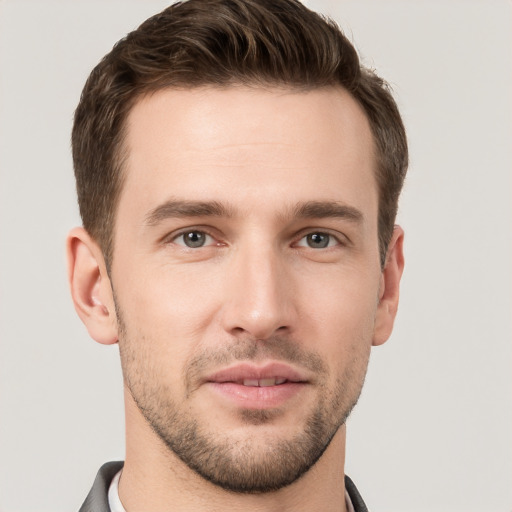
[108,469,356,512]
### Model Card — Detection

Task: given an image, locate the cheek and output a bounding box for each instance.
[298,267,380,336]
[295,267,378,386]
[114,262,222,368]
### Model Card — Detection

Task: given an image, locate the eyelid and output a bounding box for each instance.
[162,226,221,247]
[176,232,214,248]
[159,225,349,248]
[293,229,349,248]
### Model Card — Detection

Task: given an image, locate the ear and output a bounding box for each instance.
[66,227,118,345]
[373,225,405,346]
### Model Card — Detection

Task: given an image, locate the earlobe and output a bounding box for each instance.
[66,227,118,345]
[373,226,405,346]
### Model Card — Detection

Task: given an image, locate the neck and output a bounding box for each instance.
[119,389,348,512]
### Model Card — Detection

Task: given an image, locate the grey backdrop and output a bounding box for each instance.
[0,1,510,510]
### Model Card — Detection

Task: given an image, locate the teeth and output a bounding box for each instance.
[242,378,287,387]
[243,379,260,387]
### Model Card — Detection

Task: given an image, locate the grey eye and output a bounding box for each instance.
[179,231,209,248]
[306,232,330,248]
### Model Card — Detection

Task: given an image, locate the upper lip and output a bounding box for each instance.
[204,362,309,384]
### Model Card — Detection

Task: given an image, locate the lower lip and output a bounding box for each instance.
[206,382,306,409]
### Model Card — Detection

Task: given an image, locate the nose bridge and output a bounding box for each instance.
[222,237,293,339]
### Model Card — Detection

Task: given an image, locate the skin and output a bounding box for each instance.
[68,85,404,512]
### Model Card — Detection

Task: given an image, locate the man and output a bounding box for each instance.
[67,0,407,510]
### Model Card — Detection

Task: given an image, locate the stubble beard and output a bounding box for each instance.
[117,309,370,494]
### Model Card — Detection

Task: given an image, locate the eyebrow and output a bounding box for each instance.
[144,199,363,226]
[292,201,364,223]
[144,199,233,226]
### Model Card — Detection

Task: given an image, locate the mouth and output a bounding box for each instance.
[203,362,309,409]
[237,377,288,387]
[205,362,308,385]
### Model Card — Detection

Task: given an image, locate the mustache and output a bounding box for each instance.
[184,336,327,393]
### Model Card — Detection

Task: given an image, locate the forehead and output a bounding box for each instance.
[119,85,377,223]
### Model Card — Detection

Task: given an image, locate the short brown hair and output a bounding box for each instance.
[72,0,408,269]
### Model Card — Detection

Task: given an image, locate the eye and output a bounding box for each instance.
[296,232,338,249]
[173,230,214,248]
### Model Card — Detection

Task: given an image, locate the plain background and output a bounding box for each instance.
[0,1,510,510]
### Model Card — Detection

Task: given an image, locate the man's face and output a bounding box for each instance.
[111,86,388,492]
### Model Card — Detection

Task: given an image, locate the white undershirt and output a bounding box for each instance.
[108,469,355,512]
[107,470,125,512]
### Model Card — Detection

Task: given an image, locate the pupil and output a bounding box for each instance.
[185,231,205,247]
[308,233,329,248]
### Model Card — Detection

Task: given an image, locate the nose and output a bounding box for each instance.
[220,243,297,340]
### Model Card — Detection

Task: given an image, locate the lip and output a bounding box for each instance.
[203,362,310,409]
[205,362,308,384]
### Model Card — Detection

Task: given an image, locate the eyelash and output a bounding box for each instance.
[169,228,218,248]
[295,231,343,249]
[167,228,346,250]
